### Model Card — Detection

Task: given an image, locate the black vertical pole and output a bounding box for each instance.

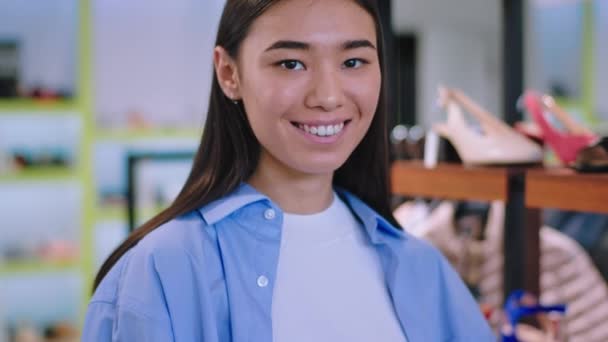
[503,0,524,125]
[524,207,541,298]
[503,169,527,302]
[502,0,525,302]
[503,0,541,305]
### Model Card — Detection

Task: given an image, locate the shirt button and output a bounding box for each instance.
[257,275,269,288]
[263,208,276,220]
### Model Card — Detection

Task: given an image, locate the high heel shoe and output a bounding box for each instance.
[433,87,543,166]
[514,121,544,145]
[521,91,598,165]
[572,137,608,173]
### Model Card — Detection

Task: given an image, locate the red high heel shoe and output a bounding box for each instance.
[522,91,598,165]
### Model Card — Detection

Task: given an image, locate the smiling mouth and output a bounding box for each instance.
[290,120,352,137]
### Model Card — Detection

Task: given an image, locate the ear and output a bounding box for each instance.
[214,46,241,100]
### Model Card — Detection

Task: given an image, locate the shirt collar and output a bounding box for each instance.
[335,187,407,244]
[199,183,268,225]
[199,183,406,244]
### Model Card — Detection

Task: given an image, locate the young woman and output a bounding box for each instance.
[83,0,495,340]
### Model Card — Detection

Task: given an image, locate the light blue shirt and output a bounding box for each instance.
[83,183,495,341]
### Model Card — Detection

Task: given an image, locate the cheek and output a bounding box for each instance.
[242,71,304,120]
[352,70,382,121]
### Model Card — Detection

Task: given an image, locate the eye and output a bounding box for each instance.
[278,60,305,71]
[343,58,367,69]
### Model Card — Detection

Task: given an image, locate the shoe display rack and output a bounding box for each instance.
[0,0,94,336]
[391,0,607,303]
[0,0,207,337]
[391,160,608,302]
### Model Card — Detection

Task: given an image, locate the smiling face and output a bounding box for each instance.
[215,0,381,181]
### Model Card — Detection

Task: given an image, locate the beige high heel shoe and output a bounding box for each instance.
[433,87,543,166]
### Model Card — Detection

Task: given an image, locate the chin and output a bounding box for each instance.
[289,157,347,176]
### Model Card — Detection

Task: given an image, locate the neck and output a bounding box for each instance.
[248,151,334,214]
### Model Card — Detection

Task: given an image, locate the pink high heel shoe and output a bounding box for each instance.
[521,91,598,165]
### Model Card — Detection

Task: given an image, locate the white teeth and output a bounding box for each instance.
[335,123,344,133]
[317,126,327,136]
[296,122,346,137]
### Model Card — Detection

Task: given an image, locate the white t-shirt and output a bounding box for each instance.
[271,193,407,342]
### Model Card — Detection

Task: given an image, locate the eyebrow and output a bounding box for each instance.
[264,39,376,52]
[343,39,376,50]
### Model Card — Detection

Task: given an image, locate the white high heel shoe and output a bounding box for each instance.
[433,87,543,166]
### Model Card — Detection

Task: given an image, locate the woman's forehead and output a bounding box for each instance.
[245,0,377,50]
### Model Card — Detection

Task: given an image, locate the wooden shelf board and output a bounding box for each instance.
[526,168,608,214]
[391,161,508,202]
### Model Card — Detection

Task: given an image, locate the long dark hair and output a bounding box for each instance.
[93,0,396,290]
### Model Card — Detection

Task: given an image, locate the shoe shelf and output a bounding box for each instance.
[95,127,202,141]
[0,99,79,113]
[0,167,78,183]
[392,161,608,302]
[526,168,608,214]
[391,161,539,301]
[0,260,79,275]
[390,161,608,213]
[94,204,128,223]
[391,161,509,202]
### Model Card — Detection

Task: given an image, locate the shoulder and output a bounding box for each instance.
[335,188,449,269]
[93,184,265,301]
[137,210,208,258]
[395,227,452,274]
[402,230,444,258]
[125,210,210,279]
[92,210,208,304]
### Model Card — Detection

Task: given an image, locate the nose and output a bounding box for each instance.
[304,65,344,112]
